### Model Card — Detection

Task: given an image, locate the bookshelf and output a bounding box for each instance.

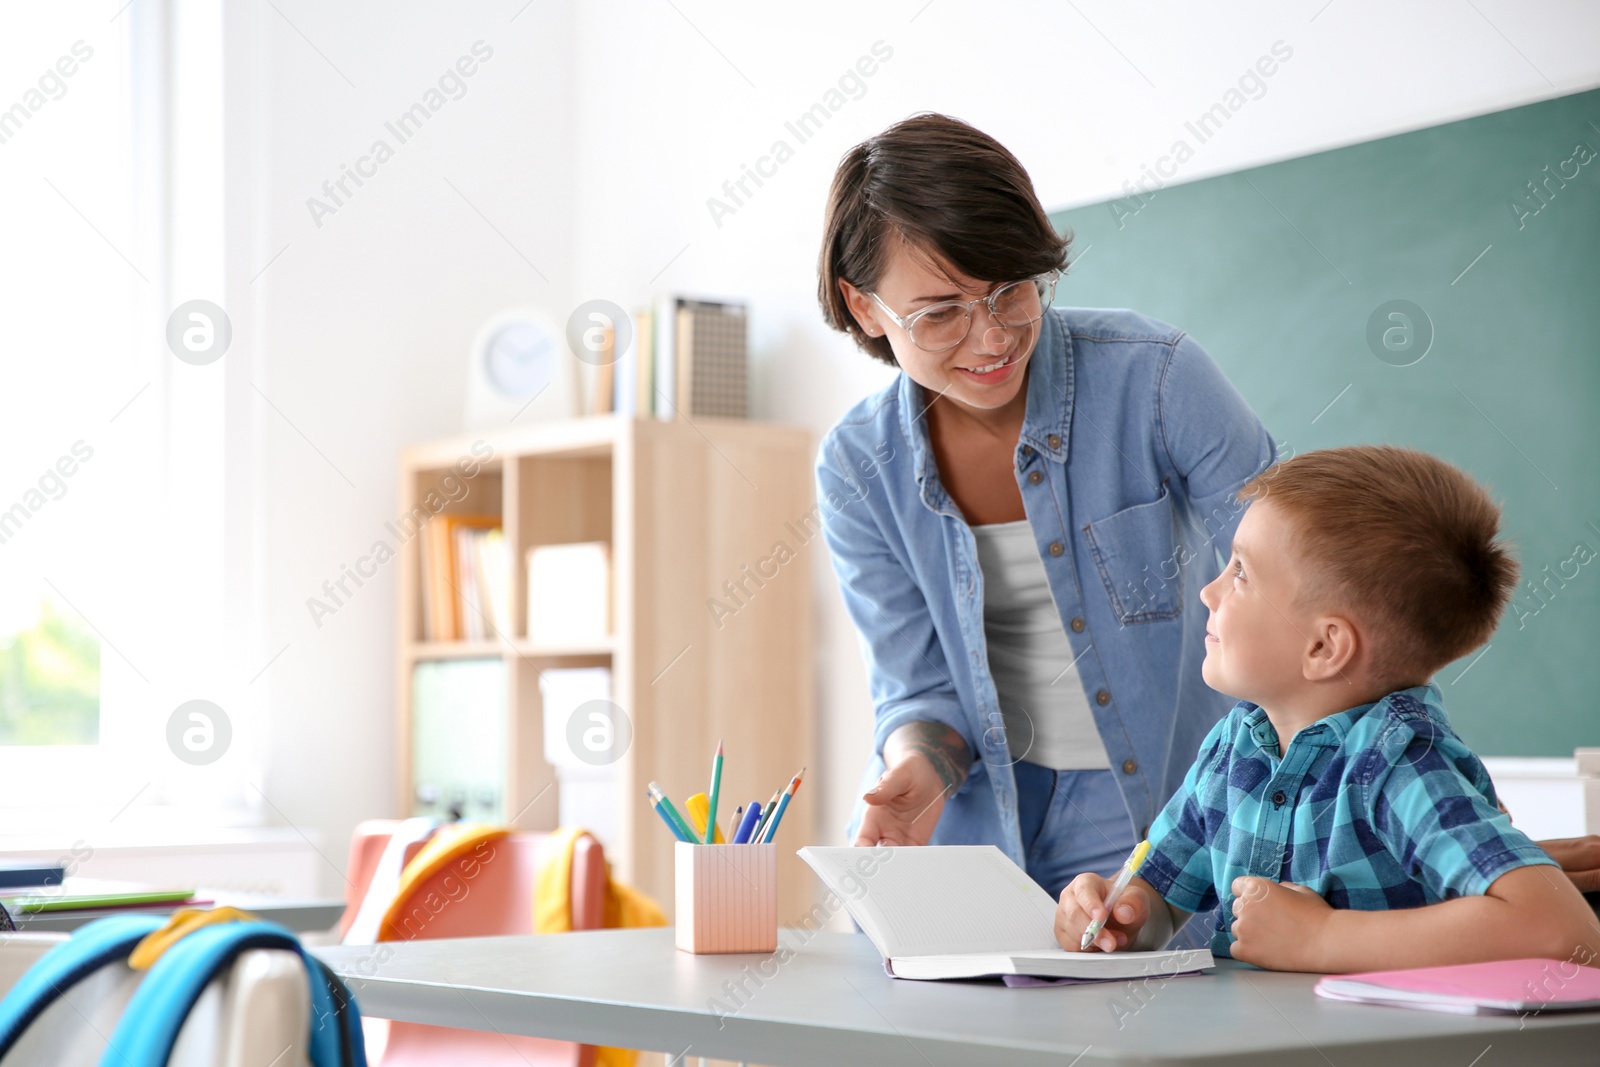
[396,414,817,923]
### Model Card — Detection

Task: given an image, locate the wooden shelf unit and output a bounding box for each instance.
[396,414,817,923]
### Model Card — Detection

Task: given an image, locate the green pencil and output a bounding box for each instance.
[648,781,698,843]
[705,739,724,844]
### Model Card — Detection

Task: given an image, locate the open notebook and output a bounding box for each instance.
[799,845,1213,981]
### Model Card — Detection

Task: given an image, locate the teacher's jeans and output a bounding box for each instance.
[1014,760,1215,950]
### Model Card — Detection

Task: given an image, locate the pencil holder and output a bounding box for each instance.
[674,841,778,954]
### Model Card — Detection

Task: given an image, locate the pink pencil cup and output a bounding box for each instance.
[674,841,778,954]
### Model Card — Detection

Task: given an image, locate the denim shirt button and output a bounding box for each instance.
[1028,470,1043,485]
[1022,445,1034,457]
[1097,690,1112,706]
[1070,617,1085,632]
[1047,434,1061,449]
[1048,541,1064,557]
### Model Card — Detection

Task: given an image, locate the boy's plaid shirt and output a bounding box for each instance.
[1141,683,1556,957]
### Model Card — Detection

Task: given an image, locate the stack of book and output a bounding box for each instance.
[418,515,510,641]
[594,296,748,419]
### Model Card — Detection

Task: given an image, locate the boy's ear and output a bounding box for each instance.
[1303,614,1361,684]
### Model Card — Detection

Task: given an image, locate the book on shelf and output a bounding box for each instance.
[614,307,651,417]
[654,295,679,418]
[418,514,507,642]
[590,322,615,415]
[610,296,748,420]
[674,298,747,419]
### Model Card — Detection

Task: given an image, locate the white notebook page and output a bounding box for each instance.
[800,846,1062,958]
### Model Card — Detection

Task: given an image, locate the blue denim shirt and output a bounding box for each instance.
[817,306,1276,868]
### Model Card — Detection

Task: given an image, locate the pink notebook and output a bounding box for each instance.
[1316,958,1600,1015]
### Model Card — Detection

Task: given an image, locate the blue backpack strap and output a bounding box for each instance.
[100,919,364,1067]
[0,914,165,1057]
[305,955,367,1067]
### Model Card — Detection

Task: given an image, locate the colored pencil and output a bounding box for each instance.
[705,740,724,844]
[647,781,697,843]
[751,790,780,843]
[759,767,804,844]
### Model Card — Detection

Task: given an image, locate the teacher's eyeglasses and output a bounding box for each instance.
[868,271,1058,353]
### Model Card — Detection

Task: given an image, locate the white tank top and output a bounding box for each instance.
[972,519,1111,771]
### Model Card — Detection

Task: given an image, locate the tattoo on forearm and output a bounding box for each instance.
[896,721,972,794]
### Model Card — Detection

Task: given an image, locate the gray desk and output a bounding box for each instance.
[313,929,1600,1066]
[9,891,345,935]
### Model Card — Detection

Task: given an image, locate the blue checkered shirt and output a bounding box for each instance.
[1141,683,1557,958]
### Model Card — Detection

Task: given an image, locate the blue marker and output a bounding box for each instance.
[733,801,764,844]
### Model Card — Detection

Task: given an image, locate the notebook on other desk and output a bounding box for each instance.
[798,845,1213,982]
[1316,958,1600,1015]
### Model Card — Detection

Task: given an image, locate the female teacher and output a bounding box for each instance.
[814,112,1600,907]
[813,112,1273,899]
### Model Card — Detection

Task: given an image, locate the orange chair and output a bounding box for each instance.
[341,821,606,1067]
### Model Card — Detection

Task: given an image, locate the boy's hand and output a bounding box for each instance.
[1229,877,1333,970]
[1056,873,1151,952]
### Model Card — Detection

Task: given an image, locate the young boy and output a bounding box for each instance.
[1054,445,1600,972]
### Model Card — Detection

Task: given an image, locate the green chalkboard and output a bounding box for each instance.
[1048,88,1600,758]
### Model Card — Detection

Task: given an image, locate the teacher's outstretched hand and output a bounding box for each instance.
[854,721,973,846]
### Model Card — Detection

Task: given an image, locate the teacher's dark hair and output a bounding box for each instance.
[818,113,1073,367]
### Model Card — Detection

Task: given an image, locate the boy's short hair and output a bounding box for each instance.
[1238,445,1519,687]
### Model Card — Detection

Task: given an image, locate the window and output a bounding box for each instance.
[0,1,241,825]
[0,599,101,746]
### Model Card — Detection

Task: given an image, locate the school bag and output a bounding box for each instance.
[0,911,365,1066]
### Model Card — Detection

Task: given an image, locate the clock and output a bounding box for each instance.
[462,307,579,430]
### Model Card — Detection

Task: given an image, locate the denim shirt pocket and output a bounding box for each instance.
[1082,483,1183,623]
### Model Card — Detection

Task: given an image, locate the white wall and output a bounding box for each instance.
[236,0,1600,894]
[230,1,578,894]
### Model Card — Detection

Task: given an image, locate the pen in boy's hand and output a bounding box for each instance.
[1081,840,1151,951]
